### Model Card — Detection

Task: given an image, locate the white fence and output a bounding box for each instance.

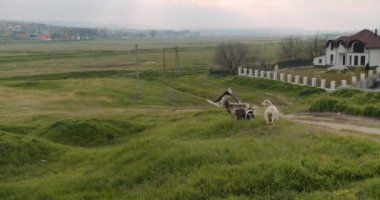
[237,67,380,91]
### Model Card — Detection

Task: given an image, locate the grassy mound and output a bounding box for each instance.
[37,118,146,147]
[0,132,59,169]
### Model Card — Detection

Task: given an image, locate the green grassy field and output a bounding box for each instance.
[1,39,380,200]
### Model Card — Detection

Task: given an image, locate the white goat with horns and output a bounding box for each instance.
[262,99,279,129]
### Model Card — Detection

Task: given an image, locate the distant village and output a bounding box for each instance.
[0,20,200,41]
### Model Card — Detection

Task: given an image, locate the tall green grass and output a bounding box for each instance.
[1,111,380,199]
[309,89,380,117]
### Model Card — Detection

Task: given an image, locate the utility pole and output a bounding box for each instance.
[135,44,140,99]
[163,48,166,79]
[174,46,181,77]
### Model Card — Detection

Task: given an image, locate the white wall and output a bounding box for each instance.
[325,43,336,65]
[369,49,380,67]
[337,44,346,54]
[313,56,325,66]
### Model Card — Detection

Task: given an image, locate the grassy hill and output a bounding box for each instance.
[0,39,379,199]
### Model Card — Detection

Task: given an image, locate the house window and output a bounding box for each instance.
[353,42,364,53]
[354,56,358,65]
[349,56,352,65]
[319,59,322,64]
[361,56,366,65]
[330,54,334,64]
[343,55,346,66]
[330,43,334,50]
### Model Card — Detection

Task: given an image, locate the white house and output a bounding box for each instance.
[314,29,380,69]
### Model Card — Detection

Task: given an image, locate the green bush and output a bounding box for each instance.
[209,68,232,76]
[309,98,338,112]
[298,88,325,97]
[276,59,312,67]
[332,89,362,98]
[308,90,380,118]
[363,106,380,117]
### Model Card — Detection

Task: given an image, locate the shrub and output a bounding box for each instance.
[343,106,363,116]
[308,89,380,118]
[332,89,362,98]
[309,98,338,112]
[276,59,312,68]
[363,106,380,117]
[298,88,325,97]
[209,68,232,76]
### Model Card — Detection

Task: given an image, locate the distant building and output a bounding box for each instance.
[38,34,51,41]
[30,34,39,40]
[314,29,380,68]
[14,33,30,40]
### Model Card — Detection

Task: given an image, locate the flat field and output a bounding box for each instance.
[0,38,380,200]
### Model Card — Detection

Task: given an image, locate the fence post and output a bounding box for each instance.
[248,69,253,76]
[254,70,259,77]
[351,76,357,87]
[273,72,278,80]
[330,81,336,90]
[280,73,285,82]
[303,77,308,85]
[260,71,265,78]
[312,78,317,87]
[360,73,366,88]
[238,67,242,76]
[321,79,326,89]
[266,71,271,79]
[341,80,347,87]
[295,75,300,84]
[360,73,366,81]
[243,68,248,76]
[368,70,374,78]
[287,74,292,83]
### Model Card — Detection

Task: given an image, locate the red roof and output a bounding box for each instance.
[327,29,380,49]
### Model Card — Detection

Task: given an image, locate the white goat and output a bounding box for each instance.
[262,99,279,129]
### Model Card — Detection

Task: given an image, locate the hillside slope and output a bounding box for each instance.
[0,71,379,199]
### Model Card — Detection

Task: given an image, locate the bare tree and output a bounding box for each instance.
[306,34,326,59]
[150,30,157,38]
[214,42,251,74]
[280,35,295,59]
[280,34,326,60]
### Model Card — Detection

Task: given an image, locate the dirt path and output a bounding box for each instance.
[285,113,380,135]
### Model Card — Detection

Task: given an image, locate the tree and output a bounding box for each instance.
[280,34,326,60]
[214,42,251,74]
[150,30,157,38]
[306,33,326,60]
[279,35,305,59]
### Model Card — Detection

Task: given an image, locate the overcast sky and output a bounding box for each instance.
[0,0,379,30]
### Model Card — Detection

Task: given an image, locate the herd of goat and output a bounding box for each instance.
[207,88,280,129]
